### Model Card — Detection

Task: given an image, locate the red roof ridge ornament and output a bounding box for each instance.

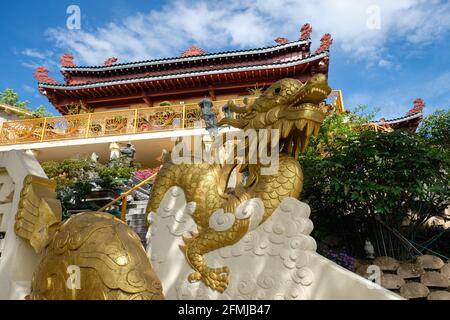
[60,53,76,67]
[315,33,333,54]
[34,67,58,84]
[104,57,118,66]
[407,98,425,115]
[274,37,289,45]
[181,45,205,57]
[300,23,313,41]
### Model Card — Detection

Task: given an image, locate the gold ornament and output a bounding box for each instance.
[14,175,164,300]
[147,74,332,292]
[27,212,163,300]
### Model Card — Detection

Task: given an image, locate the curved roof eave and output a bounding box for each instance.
[40,52,328,91]
[60,39,311,73]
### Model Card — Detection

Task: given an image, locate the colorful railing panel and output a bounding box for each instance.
[0,98,256,146]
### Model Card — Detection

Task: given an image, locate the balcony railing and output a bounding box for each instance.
[0,98,255,146]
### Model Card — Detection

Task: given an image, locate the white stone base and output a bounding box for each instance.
[0,150,47,300]
[146,186,402,300]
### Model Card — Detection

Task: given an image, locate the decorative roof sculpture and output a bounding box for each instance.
[300,23,313,40]
[60,53,76,67]
[181,45,205,57]
[315,33,333,54]
[274,37,290,45]
[33,67,58,85]
[407,98,425,115]
[104,57,118,66]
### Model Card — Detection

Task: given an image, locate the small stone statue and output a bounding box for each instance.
[222,103,234,119]
[198,98,218,136]
[364,240,375,259]
[109,142,121,160]
[90,152,99,162]
[121,143,136,165]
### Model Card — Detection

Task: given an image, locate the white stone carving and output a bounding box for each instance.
[146,186,317,299]
[209,209,235,231]
[146,186,403,300]
[0,151,48,300]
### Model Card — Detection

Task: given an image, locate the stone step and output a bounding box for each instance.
[127,214,146,220]
[131,200,149,206]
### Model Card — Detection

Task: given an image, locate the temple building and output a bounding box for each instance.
[372,98,425,132]
[36,23,331,114]
[0,24,343,166]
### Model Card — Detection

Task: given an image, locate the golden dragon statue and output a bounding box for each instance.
[11,74,330,299]
[146,73,332,292]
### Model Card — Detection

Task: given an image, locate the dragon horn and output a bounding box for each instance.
[228,100,249,113]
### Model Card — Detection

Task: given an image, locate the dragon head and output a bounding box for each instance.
[218,74,332,159]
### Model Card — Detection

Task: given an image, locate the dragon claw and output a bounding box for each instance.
[188,267,230,293]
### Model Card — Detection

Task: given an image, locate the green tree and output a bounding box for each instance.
[301,129,450,259]
[0,88,30,111]
[304,105,377,157]
[32,105,53,118]
[417,109,450,148]
[41,156,140,218]
[0,88,53,118]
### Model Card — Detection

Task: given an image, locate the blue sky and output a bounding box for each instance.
[1,0,449,119]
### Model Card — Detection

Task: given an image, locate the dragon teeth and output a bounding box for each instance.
[282,121,294,138]
[295,119,307,131]
[306,121,315,137]
[313,123,321,136]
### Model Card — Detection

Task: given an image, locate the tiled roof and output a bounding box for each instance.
[40,52,328,89]
[373,112,423,125]
[60,39,311,72]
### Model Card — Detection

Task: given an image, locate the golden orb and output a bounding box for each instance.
[28,212,164,300]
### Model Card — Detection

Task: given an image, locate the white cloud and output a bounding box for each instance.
[345,69,450,119]
[22,84,35,93]
[21,48,53,60]
[22,84,41,98]
[43,0,450,67]
[19,48,57,71]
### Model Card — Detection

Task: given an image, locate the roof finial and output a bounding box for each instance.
[33,67,58,84]
[407,98,425,115]
[104,57,118,66]
[315,33,333,54]
[60,53,76,67]
[181,45,205,57]
[274,37,289,45]
[300,23,313,40]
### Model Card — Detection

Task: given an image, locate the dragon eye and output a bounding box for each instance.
[274,87,281,95]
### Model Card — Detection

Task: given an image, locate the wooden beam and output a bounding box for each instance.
[208,85,216,101]
[142,95,153,107]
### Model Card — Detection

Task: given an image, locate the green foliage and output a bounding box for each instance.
[32,105,53,118]
[417,109,450,148]
[41,156,140,216]
[301,122,450,257]
[97,157,140,189]
[0,88,52,118]
[304,105,376,157]
[0,88,31,113]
